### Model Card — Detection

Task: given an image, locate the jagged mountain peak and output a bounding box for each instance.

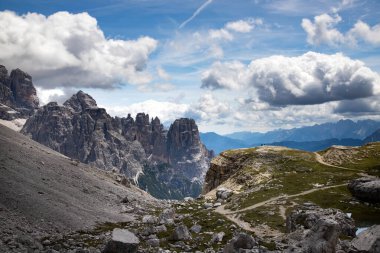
[63,90,98,112]
[0,65,39,116]
[22,89,213,199]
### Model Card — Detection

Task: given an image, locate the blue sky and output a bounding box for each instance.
[1,0,380,133]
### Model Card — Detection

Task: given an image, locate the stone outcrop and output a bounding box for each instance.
[116,113,168,163]
[348,177,380,203]
[103,229,140,253]
[286,203,356,237]
[21,90,213,199]
[0,65,39,118]
[350,225,380,253]
[203,151,252,193]
[223,233,256,252]
[285,204,357,253]
[171,224,191,241]
[298,218,340,253]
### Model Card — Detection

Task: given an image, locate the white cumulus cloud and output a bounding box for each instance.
[302,13,380,47]
[103,93,230,126]
[0,11,158,89]
[225,18,263,33]
[157,66,171,81]
[201,61,247,90]
[348,21,380,46]
[301,13,345,46]
[188,93,230,122]
[201,52,380,106]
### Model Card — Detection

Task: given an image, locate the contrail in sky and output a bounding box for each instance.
[179,0,214,29]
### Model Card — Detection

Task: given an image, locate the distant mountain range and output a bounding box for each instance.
[201,119,380,153]
[200,132,249,154]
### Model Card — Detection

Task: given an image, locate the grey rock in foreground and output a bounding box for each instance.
[350,225,380,253]
[302,218,340,253]
[223,233,256,253]
[286,203,356,237]
[348,177,380,203]
[171,224,191,241]
[102,228,139,253]
[216,187,233,200]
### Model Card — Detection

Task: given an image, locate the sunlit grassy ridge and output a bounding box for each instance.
[319,142,380,176]
[213,144,380,236]
[225,147,359,210]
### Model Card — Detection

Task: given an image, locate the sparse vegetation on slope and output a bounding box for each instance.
[203,144,380,248]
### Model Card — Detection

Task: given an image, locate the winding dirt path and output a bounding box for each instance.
[215,154,358,233]
[313,152,363,172]
[216,183,347,215]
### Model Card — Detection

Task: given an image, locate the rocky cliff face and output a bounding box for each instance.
[0,65,39,119]
[167,118,213,180]
[203,150,253,193]
[22,90,213,199]
[22,92,146,178]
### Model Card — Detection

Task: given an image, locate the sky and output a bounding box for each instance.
[0,0,380,134]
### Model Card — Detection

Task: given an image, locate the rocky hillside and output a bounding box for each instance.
[21,91,213,199]
[200,144,380,251]
[0,124,159,252]
[0,65,39,120]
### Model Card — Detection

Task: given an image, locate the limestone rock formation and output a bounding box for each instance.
[22,94,146,179]
[203,151,251,193]
[0,65,39,118]
[348,177,380,203]
[9,68,39,110]
[21,90,213,199]
[167,118,213,180]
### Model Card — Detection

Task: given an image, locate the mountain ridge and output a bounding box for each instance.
[201,120,380,153]
[21,90,213,199]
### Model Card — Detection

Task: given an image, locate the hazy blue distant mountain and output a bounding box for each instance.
[364,129,380,143]
[269,138,364,152]
[200,132,249,154]
[226,119,380,145]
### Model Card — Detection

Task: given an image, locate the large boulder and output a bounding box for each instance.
[348,177,380,203]
[158,208,175,224]
[350,225,380,253]
[171,224,191,241]
[102,228,140,253]
[286,203,356,237]
[216,187,233,200]
[301,218,340,253]
[223,232,256,253]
